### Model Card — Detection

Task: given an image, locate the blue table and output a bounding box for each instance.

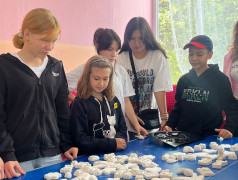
[13,135,238,180]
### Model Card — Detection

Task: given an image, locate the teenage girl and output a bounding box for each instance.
[67,28,147,139]
[0,8,78,178]
[118,17,173,130]
[70,55,127,154]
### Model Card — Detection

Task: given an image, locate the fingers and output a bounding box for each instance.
[5,166,20,179]
[64,151,73,161]
[163,126,172,131]
[15,163,26,175]
[136,116,145,125]
[215,129,233,139]
[116,138,127,150]
[71,148,78,159]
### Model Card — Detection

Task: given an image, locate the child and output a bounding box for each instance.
[67,28,147,139]
[117,17,173,131]
[0,8,77,178]
[70,55,127,154]
[164,35,238,139]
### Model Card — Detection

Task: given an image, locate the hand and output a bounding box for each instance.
[4,161,25,179]
[0,158,4,180]
[115,138,127,151]
[215,128,233,139]
[135,124,148,137]
[136,115,145,125]
[64,147,78,161]
[160,120,168,131]
[163,125,172,131]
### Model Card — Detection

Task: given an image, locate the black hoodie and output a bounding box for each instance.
[0,53,72,163]
[70,96,127,155]
[166,64,238,137]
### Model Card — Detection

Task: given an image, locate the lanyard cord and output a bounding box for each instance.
[94,96,112,124]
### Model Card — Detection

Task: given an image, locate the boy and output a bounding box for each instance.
[164,35,238,139]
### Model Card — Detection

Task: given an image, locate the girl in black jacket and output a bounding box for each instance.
[0,8,78,179]
[70,55,127,155]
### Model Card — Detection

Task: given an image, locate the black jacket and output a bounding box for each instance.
[70,96,127,155]
[166,64,238,137]
[0,53,72,162]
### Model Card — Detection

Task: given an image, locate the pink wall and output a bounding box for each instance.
[0,0,153,46]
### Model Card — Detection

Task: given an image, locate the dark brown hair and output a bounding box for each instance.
[119,17,167,58]
[93,28,121,54]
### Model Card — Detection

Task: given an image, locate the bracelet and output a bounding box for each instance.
[160,113,168,115]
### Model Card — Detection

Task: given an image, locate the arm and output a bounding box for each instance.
[165,80,182,131]
[70,99,117,154]
[218,75,238,139]
[114,99,128,150]
[154,91,168,130]
[0,71,25,179]
[124,97,148,136]
[55,64,78,160]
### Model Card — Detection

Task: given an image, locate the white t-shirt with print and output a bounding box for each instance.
[66,63,135,116]
[117,50,173,112]
[231,60,238,99]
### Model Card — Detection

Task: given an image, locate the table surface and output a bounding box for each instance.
[12,135,238,180]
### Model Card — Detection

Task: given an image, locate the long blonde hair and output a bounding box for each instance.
[13,8,61,49]
[77,55,114,101]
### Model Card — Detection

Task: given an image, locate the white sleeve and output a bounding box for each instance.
[153,52,173,92]
[120,66,135,97]
[66,64,84,92]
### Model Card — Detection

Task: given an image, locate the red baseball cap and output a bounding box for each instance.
[183,35,213,51]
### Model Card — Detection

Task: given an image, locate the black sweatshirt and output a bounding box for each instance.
[70,96,127,155]
[166,64,238,137]
[0,53,72,162]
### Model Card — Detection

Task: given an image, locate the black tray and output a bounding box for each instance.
[150,131,203,147]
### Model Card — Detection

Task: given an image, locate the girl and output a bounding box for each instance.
[117,17,173,131]
[70,55,127,154]
[223,20,238,137]
[224,20,238,99]
[0,8,77,179]
[67,28,147,139]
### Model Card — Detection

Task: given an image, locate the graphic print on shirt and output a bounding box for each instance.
[105,115,116,138]
[93,122,105,138]
[127,69,155,110]
[182,86,210,103]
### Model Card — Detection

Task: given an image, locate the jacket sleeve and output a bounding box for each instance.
[55,63,73,153]
[0,70,16,162]
[166,79,182,129]
[114,98,128,141]
[70,99,117,154]
[219,75,238,135]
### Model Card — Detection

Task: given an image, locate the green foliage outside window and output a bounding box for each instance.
[158,0,238,84]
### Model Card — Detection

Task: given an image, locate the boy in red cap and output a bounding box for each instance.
[164,35,238,139]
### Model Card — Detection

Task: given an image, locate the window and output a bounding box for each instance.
[157,0,238,83]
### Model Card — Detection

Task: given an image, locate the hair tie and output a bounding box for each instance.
[18,31,23,39]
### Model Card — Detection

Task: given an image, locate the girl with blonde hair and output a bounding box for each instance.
[70,55,127,155]
[0,8,78,178]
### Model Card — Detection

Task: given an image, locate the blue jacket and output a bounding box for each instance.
[70,95,127,155]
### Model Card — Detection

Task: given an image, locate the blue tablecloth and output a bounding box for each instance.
[13,135,238,180]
